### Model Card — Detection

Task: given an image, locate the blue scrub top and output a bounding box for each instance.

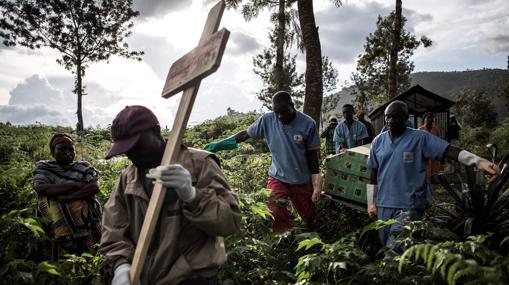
[248,111,320,184]
[367,128,449,209]
[333,120,368,152]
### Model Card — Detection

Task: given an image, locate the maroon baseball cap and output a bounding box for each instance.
[105,105,160,159]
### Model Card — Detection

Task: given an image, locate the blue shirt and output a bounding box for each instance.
[367,128,449,209]
[248,111,320,184]
[333,120,368,152]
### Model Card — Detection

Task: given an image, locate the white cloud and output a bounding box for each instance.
[9,74,66,106]
[133,0,191,19]
[0,105,71,125]
[0,0,507,127]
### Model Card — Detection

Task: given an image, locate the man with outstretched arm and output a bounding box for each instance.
[366,101,500,251]
[205,91,322,233]
[99,105,241,285]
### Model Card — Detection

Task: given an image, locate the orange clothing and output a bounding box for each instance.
[419,124,441,176]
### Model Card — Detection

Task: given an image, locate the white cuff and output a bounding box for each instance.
[458,150,483,167]
[366,184,377,205]
[114,263,130,275]
[112,263,131,285]
[182,186,196,203]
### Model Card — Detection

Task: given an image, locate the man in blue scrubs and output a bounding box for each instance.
[205,91,322,233]
[367,101,500,250]
[333,104,368,153]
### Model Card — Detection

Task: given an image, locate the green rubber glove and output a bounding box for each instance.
[204,136,239,153]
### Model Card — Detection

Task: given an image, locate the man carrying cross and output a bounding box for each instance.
[99,105,241,285]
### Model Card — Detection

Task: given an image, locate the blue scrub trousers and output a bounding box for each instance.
[377,207,425,247]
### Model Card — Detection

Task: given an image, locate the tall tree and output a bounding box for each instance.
[387,0,402,99]
[320,56,339,127]
[352,12,432,104]
[0,0,143,133]
[296,0,323,127]
[321,56,339,97]
[253,35,304,109]
[295,0,342,127]
[228,0,342,125]
[226,0,301,95]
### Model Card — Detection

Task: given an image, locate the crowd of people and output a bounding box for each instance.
[33,90,499,284]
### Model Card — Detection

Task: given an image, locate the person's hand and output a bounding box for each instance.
[366,184,377,218]
[311,174,323,202]
[112,263,131,285]
[477,160,501,182]
[146,164,196,202]
[368,204,377,218]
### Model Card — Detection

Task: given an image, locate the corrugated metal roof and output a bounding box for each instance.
[368,85,455,119]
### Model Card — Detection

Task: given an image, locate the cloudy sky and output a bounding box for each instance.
[0,0,507,128]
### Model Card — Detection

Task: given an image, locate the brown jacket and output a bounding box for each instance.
[99,147,241,285]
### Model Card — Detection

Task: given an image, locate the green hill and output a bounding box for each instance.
[410,69,509,100]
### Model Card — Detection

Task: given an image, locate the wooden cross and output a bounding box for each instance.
[130,2,229,283]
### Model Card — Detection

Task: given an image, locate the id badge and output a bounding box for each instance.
[403,152,414,163]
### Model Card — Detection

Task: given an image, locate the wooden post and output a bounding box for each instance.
[130,2,228,284]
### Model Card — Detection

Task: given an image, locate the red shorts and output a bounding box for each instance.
[267,176,317,233]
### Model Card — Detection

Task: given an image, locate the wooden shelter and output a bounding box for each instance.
[367,85,455,139]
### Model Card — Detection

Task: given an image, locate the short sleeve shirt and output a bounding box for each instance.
[367,128,449,209]
[248,111,320,184]
[333,120,368,151]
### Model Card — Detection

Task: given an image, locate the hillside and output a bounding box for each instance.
[322,69,509,125]
[410,69,509,100]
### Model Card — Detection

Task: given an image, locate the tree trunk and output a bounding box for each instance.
[388,0,402,99]
[75,60,84,135]
[298,0,323,127]
[274,0,286,91]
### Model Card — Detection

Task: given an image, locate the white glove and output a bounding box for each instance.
[112,263,131,285]
[146,164,196,202]
[366,184,377,218]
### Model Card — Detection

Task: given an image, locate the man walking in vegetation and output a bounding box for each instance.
[99,105,241,285]
[333,104,368,153]
[366,101,500,252]
[34,133,102,260]
[321,116,338,155]
[205,91,322,233]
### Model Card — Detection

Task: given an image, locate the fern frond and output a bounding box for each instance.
[439,252,459,279]
[447,259,464,285]
[451,259,479,285]
[422,243,431,264]
[426,245,439,271]
[399,245,417,273]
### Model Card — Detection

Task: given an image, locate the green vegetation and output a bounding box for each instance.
[1,112,509,284]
